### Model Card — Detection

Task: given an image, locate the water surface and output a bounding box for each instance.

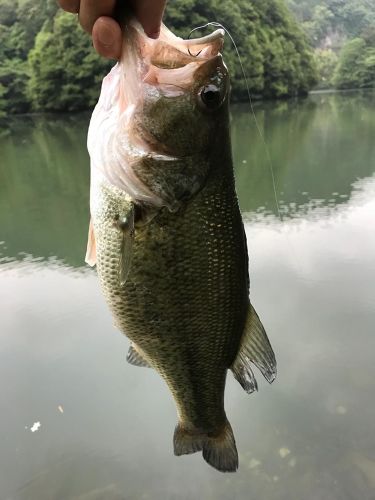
[1,91,375,500]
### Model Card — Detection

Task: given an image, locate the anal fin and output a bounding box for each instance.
[231,304,276,394]
[126,343,150,368]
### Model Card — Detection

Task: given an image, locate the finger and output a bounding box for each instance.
[92,17,122,60]
[79,0,117,34]
[131,0,167,38]
[58,0,80,13]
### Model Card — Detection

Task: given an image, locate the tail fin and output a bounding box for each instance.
[173,425,203,455]
[173,420,238,473]
[202,420,238,473]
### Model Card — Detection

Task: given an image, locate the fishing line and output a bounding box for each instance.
[187,23,308,280]
[188,22,283,223]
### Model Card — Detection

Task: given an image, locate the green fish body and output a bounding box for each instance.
[87,20,276,473]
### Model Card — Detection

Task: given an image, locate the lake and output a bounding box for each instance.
[1,91,374,500]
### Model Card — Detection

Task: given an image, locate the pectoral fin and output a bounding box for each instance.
[85,219,97,267]
[231,304,276,394]
[117,204,135,286]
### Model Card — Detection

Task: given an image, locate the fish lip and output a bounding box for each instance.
[157,25,224,61]
[183,28,225,47]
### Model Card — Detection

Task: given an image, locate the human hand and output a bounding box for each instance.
[58,0,167,59]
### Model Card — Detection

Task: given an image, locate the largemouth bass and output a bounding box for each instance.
[86,19,276,473]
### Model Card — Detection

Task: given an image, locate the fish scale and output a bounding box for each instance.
[93,165,247,431]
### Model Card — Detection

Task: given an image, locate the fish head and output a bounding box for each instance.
[88,20,230,207]
[119,21,230,157]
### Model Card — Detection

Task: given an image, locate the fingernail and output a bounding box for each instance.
[98,24,115,46]
[147,29,160,40]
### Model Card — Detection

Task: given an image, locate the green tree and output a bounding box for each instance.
[286,0,375,89]
[0,20,31,114]
[363,48,375,87]
[333,37,375,89]
[16,0,58,55]
[2,0,319,115]
[303,5,335,45]
[287,0,375,46]
[0,0,60,115]
[314,48,338,88]
[0,59,30,114]
[28,13,111,112]
[0,0,17,26]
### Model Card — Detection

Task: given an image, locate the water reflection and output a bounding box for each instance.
[0,115,90,267]
[1,93,375,499]
[233,90,375,217]
[1,92,375,268]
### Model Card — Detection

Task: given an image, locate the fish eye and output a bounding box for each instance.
[198,84,223,110]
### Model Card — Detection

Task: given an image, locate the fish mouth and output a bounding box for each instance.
[154,25,225,67]
[119,20,226,105]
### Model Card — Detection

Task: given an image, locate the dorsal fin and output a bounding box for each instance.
[231,304,276,394]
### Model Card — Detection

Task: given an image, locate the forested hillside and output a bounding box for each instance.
[164,0,317,100]
[286,0,375,89]
[286,0,375,45]
[0,0,111,116]
[0,0,317,116]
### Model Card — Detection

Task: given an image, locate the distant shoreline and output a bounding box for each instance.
[2,88,374,122]
[310,87,375,95]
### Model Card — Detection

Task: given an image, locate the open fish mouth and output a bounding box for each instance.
[150,25,225,68]
[119,20,227,104]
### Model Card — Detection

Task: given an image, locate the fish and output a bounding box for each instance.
[86,18,276,473]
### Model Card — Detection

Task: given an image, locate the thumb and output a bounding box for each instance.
[130,0,167,39]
